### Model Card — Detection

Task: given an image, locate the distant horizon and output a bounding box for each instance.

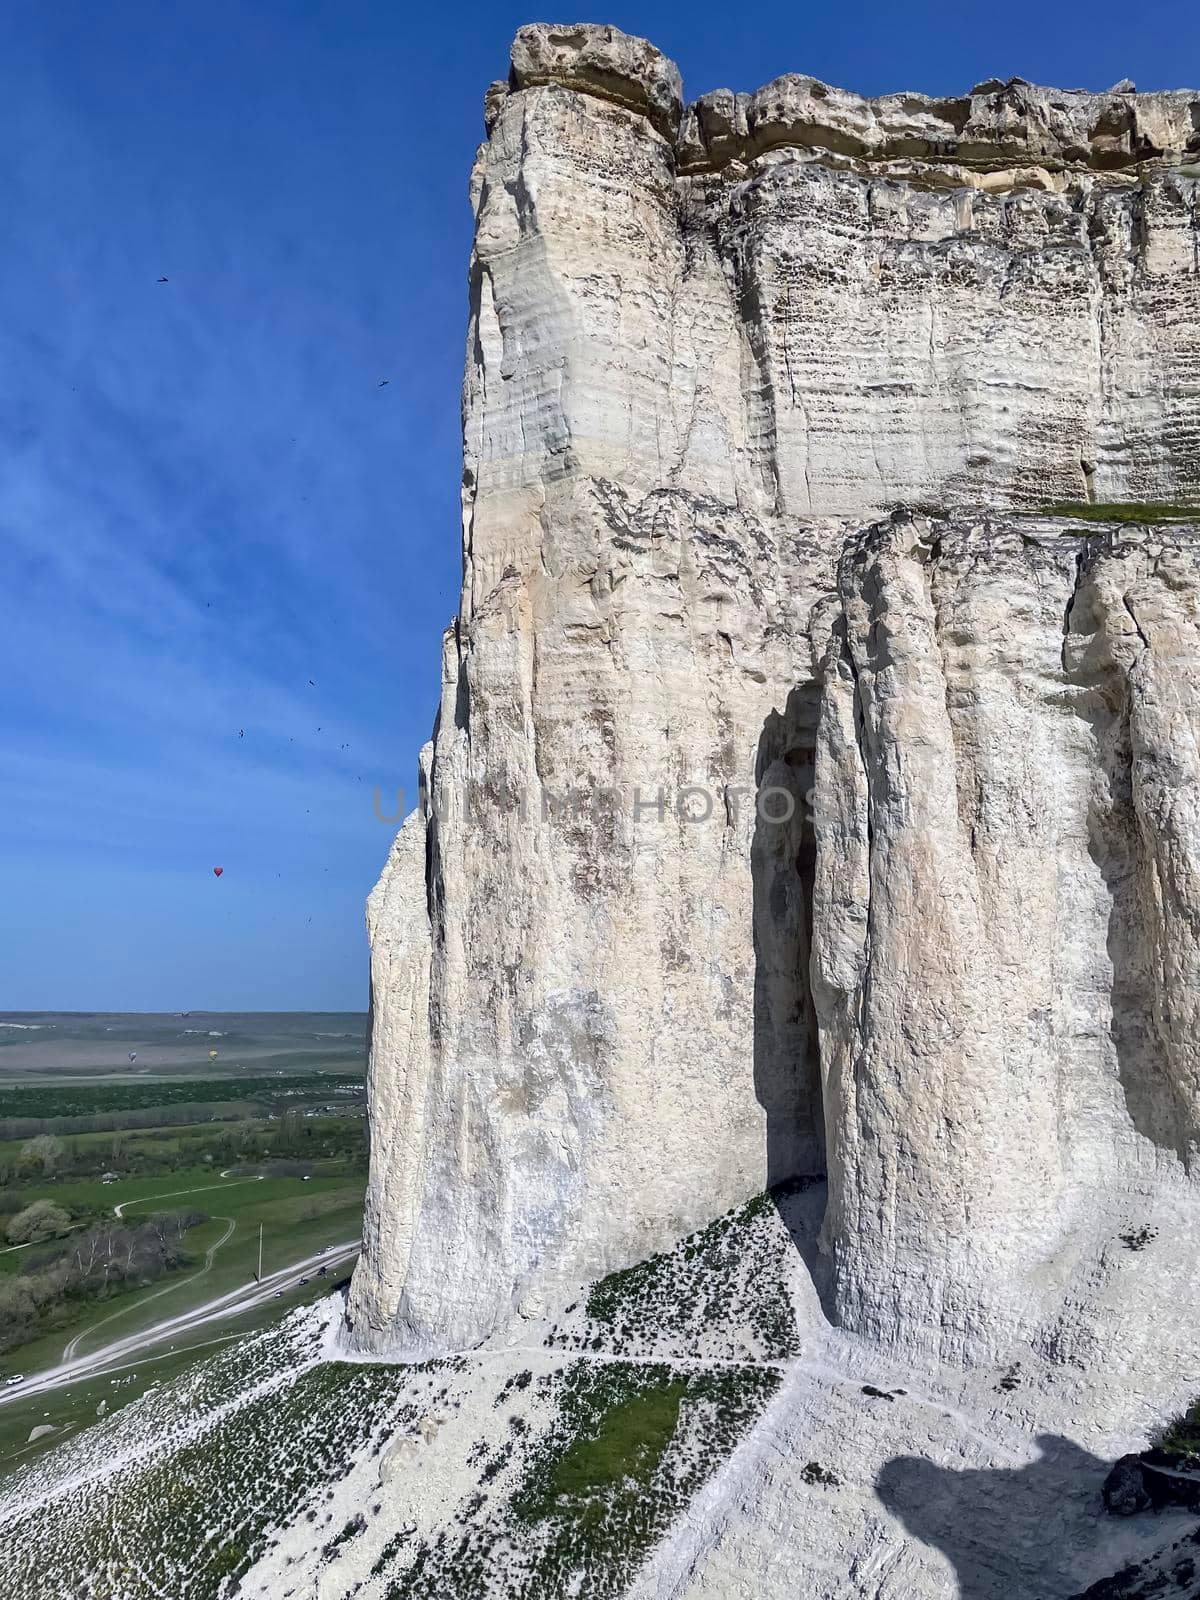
[0,1007,368,1018]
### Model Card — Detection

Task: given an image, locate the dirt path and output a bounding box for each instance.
[61,1216,238,1362]
[112,1176,261,1219]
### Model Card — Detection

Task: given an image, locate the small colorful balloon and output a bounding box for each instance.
[213,866,223,878]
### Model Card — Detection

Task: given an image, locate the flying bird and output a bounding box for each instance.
[238,729,244,738]
[157,276,168,283]
[378,379,390,387]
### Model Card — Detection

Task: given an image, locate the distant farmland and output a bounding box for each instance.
[0,1074,364,1132]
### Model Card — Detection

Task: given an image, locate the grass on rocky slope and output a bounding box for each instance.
[515,1362,777,1596]
[1036,501,1200,524]
[545,1180,814,1364]
[1151,1397,1200,1464]
[389,1359,779,1600]
[517,1371,687,1515]
[0,1186,807,1600]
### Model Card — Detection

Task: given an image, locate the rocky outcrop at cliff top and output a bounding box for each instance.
[347,22,1200,1368]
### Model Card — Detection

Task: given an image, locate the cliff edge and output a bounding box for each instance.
[346,23,1200,1377]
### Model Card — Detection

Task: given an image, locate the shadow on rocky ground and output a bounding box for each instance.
[878,1434,1200,1598]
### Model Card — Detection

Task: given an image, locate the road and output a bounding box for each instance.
[0,1239,360,1408]
[61,1216,238,1363]
[59,1177,275,1363]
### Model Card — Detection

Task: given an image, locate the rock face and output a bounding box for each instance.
[812,516,1200,1364]
[347,23,1200,1361]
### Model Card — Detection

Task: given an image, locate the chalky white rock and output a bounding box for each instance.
[347,24,1200,1385]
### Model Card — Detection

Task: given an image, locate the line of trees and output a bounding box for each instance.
[0,1101,253,1142]
[0,1209,207,1355]
[0,1114,367,1192]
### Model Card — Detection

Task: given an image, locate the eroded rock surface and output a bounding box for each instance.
[347,23,1200,1364]
[811,516,1200,1364]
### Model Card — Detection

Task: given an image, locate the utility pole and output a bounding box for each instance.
[257,1222,263,1283]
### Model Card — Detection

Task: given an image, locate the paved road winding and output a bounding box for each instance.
[0,1239,360,1409]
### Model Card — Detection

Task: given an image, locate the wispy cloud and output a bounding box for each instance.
[0,11,471,1006]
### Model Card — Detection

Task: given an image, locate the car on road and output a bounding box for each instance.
[273,1290,283,1299]
[4,1375,25,1387]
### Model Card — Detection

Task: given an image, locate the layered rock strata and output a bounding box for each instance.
[348,23,1200,1362]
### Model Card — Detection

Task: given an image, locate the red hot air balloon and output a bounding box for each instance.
[213,866,224,877]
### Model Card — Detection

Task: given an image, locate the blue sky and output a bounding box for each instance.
[1,0,1193,1011]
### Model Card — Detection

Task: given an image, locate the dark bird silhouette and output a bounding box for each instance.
[238,729,244,738]
[308,679,316,686]
[378,379,390,387]
[157,276,169,283]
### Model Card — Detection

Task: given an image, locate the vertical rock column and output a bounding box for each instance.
[347,25,830,1358]
[809,516,1075,1362]
[1067,531,1200,1161]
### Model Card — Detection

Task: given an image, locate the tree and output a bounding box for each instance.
[279,1109,307,1149]
[18,1133,65,1176]
[0,1280,38,1353]
[6,1200,71,1245]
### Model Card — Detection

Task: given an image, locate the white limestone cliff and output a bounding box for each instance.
[346,22,1200,1366]
[811,515,1200,1368]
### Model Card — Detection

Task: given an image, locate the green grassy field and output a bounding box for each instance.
[0,1049,364,1084]
[0,1163,363,1371]
[0,1073,363,1121]
[0,1264,355,1474]
[0,1109,364,1173]
[0,1016,367,1461]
